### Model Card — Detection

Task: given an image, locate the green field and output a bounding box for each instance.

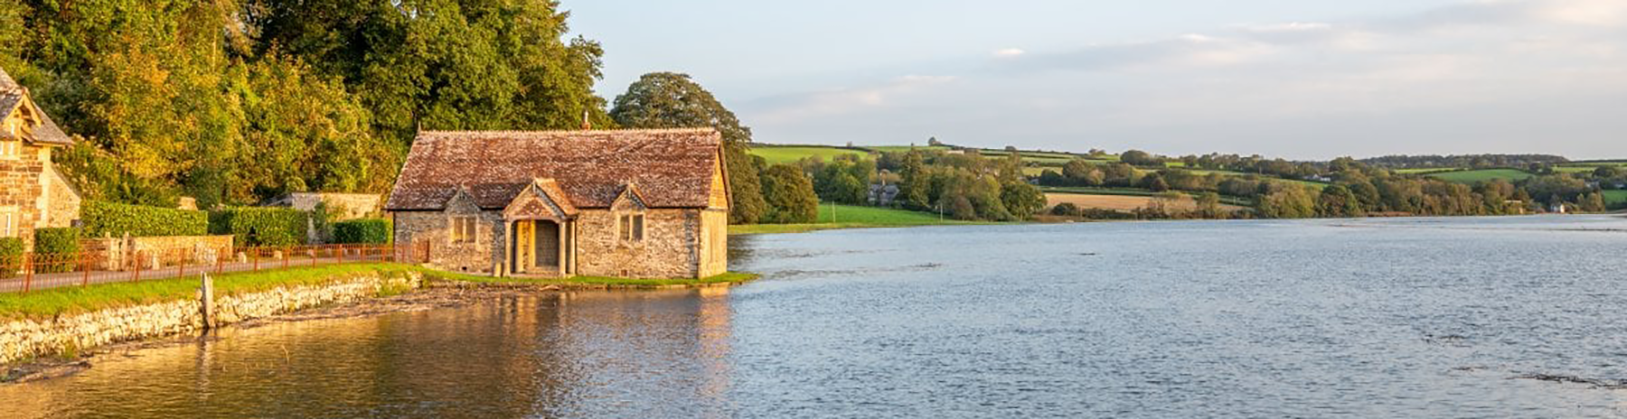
[1395,168,1461,174]
[750,146,869,165]
[863,145,950,153]
[1605,190,1627,208]
[1039,187,1253,206]
[729,205,972,234]
[1427,169,1535,184]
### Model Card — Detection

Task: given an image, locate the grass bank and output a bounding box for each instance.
[0,264,761,321]
[730,204,982,235]
[0,263,420,321]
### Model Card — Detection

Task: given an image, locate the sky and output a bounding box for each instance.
[562,0,1627,160]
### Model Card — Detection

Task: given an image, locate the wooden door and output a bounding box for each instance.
[534,221,559,269]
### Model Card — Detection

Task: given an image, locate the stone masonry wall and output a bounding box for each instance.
[697,209,728,278]
[0,271,423,365]
[575,208,701,279]
[41,165,79,228]
[0,141,46,249]
[81,235,235,271]
[392,196,506,274]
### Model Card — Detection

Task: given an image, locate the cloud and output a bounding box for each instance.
[749,75,957,125]
[993,48,1026,58]
[743,0,1627,159]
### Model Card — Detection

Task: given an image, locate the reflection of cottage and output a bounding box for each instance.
[265,192,382,221]
[1549,203,1567,214]
[385,129,729,279]
[0,67,81,249]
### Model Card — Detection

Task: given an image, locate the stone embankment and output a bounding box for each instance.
[0,272,422,366]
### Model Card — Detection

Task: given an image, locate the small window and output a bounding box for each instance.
[449,216,479,244]
[620,214,645,242]
[0,211,13,238]
[0,141,17,158]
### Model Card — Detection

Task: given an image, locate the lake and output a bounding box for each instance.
[4,215,1627,418]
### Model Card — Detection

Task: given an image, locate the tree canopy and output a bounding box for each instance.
[609,72,768,223]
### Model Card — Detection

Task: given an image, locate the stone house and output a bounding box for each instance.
[0,67,81,249]
[384,129,729,279]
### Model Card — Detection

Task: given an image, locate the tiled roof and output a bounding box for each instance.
[386,129,724,211]
[0,66,74,146]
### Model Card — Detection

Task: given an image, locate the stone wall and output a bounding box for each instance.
[697,209,728,278]
[0,271,422,365]
[392,193,506,274]
[0,141,47,249]
[273,193,382,221]
[40,165,79,228]
[81,235,235,271]
[575,208,702,279]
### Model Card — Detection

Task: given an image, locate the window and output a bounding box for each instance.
[0,208,15,238]
[449,216,479,244]
[0,140,17,158]
[620,214,644,242]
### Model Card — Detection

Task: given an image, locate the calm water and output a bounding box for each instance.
[5,216,1627,418]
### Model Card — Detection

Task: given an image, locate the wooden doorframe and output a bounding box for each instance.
[508,218,571,276]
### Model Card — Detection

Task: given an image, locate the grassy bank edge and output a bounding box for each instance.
[0,263,759,322]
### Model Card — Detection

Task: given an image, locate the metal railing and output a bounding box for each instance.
[0,242,431,294]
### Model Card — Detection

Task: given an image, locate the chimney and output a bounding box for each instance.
[581,110,592,130]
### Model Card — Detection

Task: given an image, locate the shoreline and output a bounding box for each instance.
[1,270,759,385]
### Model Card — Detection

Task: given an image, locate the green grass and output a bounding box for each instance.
[1039,187,1253,206]
[729,204,975,235]
[1427,168,1535,184]
[749,146,870,165]
[1394,168,1462,174]
[863,145,950,153]
[0,263,422,321]
[431,271,760,288]
[1605,190,1627,208]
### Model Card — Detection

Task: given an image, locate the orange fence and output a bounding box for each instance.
[0,242,430,294]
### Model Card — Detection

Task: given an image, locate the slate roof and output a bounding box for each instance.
[0,66,74,146]
[386,129,724,211]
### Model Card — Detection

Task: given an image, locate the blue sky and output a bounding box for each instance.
[563,0,1627,159]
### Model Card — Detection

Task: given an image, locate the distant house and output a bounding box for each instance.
[0,66,81,249]
[265,192,382,221]
[385,129,729,279]
[867,184,899,207]
[1549,203,1567,214]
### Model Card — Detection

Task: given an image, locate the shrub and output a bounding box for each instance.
[332,219,391,244]
[0,238,22,278]
[81,201,208,237]
[1051,203,1081,216]
[210,207,310,247]
[33,228,81,273]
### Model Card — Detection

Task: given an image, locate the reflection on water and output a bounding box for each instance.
[5,215,1627,418]
[0,289,736,418]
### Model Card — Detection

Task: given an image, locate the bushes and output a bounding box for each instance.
[0,238,21,278]
[332,219,391,244]
[210,208,310,247]
[81,201,208,237]
[33,228,81,273]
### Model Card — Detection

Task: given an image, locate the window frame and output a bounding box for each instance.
[449,215,479,245]
[618,213,646,243]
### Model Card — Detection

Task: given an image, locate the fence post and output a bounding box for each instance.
[132,251,142,283]
[253,247,260,271]
[22,253,33,294]
[216,247,225,274]
[81,251,90,288]
[178,248,186,279]
[283,247,290,269]
[200,273,216,330]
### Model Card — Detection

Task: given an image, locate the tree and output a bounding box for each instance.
[1000,182,1047,220]
[899,151,931,210]
[759,165,818,224]
[609,72,767,223]
[1121,150,1161,166]
[1316,185,1363,218]
[1257,186,1317,218]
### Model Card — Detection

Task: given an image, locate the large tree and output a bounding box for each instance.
[759,165,817,224]
[609,72,768,224]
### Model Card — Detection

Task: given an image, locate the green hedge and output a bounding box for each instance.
[33,228,80,273]
[332,219,391,244]
[0,238,21,278]
[81,201,208,237]
[210,207,310,247]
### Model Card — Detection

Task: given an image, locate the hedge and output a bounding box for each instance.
[332,219,391,244]
[81,201,208,237]
[33,228,80,273]
[210,207,310,247]
[0,238,21,278]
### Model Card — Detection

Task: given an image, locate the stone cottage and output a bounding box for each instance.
[385,129,729,279]
[0,66,81,249]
